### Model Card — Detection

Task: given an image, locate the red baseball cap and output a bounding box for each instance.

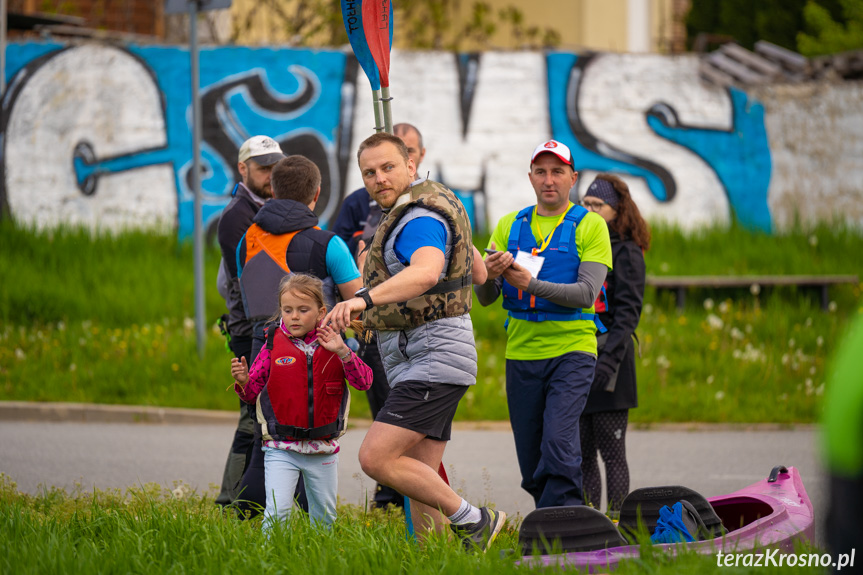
[531,139,574,168]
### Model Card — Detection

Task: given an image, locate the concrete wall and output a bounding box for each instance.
[1,42,861,239]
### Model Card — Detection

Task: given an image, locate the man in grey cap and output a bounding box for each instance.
[214,135,286,509]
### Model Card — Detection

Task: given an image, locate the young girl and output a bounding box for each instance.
[231,273,372,530]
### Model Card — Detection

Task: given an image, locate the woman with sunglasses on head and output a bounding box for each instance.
[578,174,650,519]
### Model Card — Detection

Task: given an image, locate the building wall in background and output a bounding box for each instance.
[1,42,860,238]
[8,0,164,37]
[9,0,685,52]
[226,0,681,53]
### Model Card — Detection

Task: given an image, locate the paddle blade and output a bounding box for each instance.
[341,0,381,90]
[362,0,392,88]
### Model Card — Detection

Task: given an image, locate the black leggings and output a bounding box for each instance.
[579,410,629,515]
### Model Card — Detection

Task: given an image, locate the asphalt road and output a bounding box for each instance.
[0,419,826,543]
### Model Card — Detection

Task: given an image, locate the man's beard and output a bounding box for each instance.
[244,178,271,199]
[373,183,410,210]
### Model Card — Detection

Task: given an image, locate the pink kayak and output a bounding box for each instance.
[517,465,814,571]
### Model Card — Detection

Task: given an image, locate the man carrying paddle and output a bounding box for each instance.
[331,122,428,511]
[322,133,504,551]
[475,140,612,509]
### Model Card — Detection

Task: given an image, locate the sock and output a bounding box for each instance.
[447,498,482,525]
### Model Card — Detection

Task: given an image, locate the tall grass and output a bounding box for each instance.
[1,219,861,422]
[0,474,827,575]
[644,221,863,276]
[0,221,224,325]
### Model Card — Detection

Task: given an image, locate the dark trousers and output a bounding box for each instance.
[827,472,863,573]
[506,352,595,509]
[234,322,308,518]
[216,335,256,507]
[580,409,630,515]
[359,337,405,509]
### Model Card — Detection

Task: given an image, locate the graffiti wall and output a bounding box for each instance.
[2,42,861,237]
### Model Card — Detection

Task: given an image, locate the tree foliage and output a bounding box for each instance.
[797,0,863,56]
[685,0,846,52]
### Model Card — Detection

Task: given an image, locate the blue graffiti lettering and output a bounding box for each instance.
[646,87,773,232]
[547,52,677,202]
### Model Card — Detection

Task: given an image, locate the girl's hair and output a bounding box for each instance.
[270,273,326,322]
[594,173,651,251]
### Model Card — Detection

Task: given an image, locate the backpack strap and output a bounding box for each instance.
[273,420,343,440]
[507,310,607,333]
[265,322,278,351]
[424,273,472,295]
[236,229,248,280]
[507,206,534,251]
[558,204,588,254]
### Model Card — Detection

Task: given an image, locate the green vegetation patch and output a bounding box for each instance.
[1,220,861,423]
[0,474,827,575]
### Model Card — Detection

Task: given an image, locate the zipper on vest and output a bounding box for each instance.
[307,354,314,429]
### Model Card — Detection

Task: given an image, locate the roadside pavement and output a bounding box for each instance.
[0,402,826,544]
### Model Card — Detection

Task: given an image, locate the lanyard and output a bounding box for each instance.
[531,204,571,254]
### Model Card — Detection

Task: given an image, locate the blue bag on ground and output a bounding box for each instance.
[650,500,703,544]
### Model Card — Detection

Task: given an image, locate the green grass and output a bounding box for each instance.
[0,222,224,326]
[644,221,863,276]
[0,474,829,574]
[1,219,861,422]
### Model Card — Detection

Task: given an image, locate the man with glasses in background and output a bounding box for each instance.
[475,139,612,509]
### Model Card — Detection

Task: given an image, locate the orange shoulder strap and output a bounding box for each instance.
[244,224,301,274]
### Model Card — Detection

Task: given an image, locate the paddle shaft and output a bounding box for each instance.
[381,86,393,134]
[372,88,384,133]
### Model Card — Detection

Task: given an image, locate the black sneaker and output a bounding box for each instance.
[450,507,507,553]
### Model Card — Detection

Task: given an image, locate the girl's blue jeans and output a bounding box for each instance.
[262,446,338,531]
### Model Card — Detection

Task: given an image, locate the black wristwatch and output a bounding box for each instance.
[355,287,374,310]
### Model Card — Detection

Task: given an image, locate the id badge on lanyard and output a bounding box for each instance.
[522,206,569,278]
[515,250,545,278]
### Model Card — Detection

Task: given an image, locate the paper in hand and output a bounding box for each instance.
[515,250,545,278]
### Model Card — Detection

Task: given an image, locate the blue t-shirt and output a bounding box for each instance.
[393,217,447,265]
[331,187,370,244]
[325,235,361,284]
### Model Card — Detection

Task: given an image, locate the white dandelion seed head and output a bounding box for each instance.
[707,314,724,330]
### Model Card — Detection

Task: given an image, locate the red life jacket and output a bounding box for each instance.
[257,326,349,442]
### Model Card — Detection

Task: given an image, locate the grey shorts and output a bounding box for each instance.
[375,381,468,441]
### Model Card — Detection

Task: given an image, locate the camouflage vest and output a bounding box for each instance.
[363,180,473,331]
